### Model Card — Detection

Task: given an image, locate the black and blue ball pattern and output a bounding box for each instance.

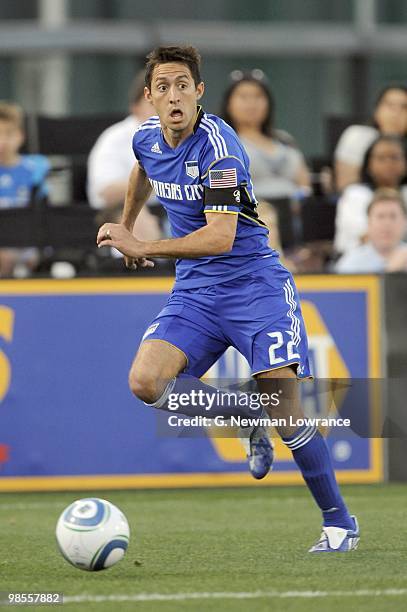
[62,498,109,531]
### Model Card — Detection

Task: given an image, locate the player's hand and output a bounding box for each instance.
[96,223,154,267]
[124,256,155,270]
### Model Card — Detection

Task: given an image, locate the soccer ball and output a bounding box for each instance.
[56,498,130,571]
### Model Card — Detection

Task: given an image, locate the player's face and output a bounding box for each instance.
[368,141,406,187]
[145,63,204,135]
[368,200,407,250]
[0,120,24,163]
[227,82,269,131]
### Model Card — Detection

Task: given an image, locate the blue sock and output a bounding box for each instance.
[149,373,262,419]
[283,425,353,530]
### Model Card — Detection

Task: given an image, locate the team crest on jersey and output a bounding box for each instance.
[185,161,199,179]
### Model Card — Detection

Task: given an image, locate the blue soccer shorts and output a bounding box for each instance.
[141,264,311,379]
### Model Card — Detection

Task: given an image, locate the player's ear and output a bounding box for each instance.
[196,82,205,100]
[144,86,152,103]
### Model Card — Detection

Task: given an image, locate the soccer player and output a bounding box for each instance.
[97,46,359,552]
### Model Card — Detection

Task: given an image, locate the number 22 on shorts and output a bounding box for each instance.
[267,330,300,366]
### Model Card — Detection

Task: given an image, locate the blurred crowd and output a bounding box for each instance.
[0,71,406,278]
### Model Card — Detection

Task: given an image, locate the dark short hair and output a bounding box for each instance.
[367,188,407,217]
[220,73,274,137]
[128,71,147,105]
[360,134,407,187]
[144,45,202,89]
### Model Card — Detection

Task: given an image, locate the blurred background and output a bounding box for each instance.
[0,0,406,491]
[1,0,406,151]
[0,0,407,276]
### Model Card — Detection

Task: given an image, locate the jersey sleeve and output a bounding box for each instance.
[201,129,249,214]
[132,130,146,172]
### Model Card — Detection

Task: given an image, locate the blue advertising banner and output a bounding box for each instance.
[0,276,383,491]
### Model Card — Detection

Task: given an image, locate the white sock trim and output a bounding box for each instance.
[284,425,317,450]
[145,378,176,409]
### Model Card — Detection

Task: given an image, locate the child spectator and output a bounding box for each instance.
[0,101,49,276]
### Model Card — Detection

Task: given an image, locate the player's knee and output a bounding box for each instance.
[128,369,159,404]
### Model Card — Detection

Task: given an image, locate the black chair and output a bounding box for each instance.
[20,114,35,154]
[34,113,125,207]
[325,115,364,161]
[42,205,97,249]
[0,205,97,249]
[36,113,125,156]
[300,197,337,243]
[264,197,297,250]
[70,160,89,203]
[324,115,366,159]
[0,207,40,247]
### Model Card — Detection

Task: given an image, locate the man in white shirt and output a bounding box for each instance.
[87,73,161,240]
[335,189,407,273]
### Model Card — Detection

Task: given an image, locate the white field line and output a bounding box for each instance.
[63,589,407,604]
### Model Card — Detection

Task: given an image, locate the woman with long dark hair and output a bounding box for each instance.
[334,85,407,192]
[220,70,310,201]
[334,134,407,254]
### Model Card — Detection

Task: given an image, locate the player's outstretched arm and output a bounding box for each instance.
[97,212,238,259]
[121,163,152,231]
[96,162,154,269]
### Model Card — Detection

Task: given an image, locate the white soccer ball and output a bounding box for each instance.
[56,498,130,571]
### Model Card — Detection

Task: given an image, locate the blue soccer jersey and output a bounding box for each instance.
[0,154,49,209]
[132,106,279,289]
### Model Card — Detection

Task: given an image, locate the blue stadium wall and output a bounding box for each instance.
[0,276,383,491]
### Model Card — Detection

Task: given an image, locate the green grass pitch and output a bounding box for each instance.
[0,484,406,612]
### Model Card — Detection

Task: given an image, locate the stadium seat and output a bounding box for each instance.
[300,196,337,242]
[0,205,96,248]
[31,113,125,206]
[324,115,364,160]
[0,207,40,247]
[264,197,297,249]
[35,114,125,156]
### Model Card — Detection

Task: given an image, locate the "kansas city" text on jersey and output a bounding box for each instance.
[148,178,204,201]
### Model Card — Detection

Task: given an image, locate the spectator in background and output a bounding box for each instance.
[334,135,407,255]
[220,70,311,201]
[335,189,407,273]
[334,85,407,192]
[87,72,161,240]
[0,101,49,276]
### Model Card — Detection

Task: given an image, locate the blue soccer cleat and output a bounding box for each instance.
[308,515,360,553]
[238,424,274,480]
